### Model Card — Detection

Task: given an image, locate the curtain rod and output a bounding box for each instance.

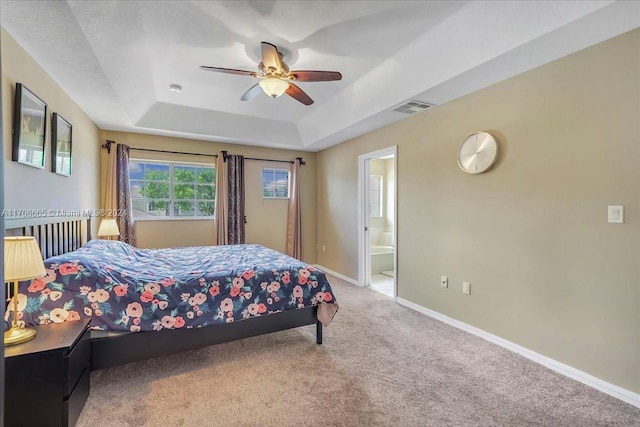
[101,140,216,157]
[102,141,304,165]
[130,147,217,157]
[222,151,305,166]
[246,157,293,164]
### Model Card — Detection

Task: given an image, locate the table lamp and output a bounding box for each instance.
[4,236,46,346]
[97,218,120,240]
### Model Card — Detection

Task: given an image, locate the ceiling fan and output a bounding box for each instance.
[200,42,342,106]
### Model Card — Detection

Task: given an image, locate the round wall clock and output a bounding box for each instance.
[457,131,499,174]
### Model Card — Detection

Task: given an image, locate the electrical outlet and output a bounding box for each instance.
[441,276,448,288]
[463,281,471,295]
[322,245,326,252]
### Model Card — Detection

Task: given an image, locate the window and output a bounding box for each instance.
[129,160,216,218]
[262,168,290,199]
[370,175,383,218]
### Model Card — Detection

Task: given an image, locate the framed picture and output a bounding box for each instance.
[51,113,72,176]
[12,83,47,169]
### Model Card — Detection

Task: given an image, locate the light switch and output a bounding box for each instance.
[608,206,624,224]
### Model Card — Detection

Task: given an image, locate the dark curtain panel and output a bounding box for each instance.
[227,154,245,244]
[116,144,136,245]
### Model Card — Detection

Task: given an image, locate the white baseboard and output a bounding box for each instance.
[396,297,640,409]
[314,264,362,287]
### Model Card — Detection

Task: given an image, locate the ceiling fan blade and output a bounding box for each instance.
[261,42,283,72]
[240,83,263,101]
[199,66,256,77]
[288,70,342,82]
[286,83,314,106]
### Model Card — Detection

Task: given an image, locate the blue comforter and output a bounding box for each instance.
[13,240,337,332]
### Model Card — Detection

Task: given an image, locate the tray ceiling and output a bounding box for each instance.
[1,1,638,151]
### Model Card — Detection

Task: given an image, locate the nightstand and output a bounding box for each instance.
[5,318,91,427]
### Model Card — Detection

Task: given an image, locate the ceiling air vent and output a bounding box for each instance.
[392,100,434,115]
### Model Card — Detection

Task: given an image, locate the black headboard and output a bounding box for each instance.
[4,215,92,259]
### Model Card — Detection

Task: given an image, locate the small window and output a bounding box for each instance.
[262,168,290,199]
[370,175,383,218]
[129,160,216,219]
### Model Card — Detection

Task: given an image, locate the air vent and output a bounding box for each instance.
[392,100,434,115]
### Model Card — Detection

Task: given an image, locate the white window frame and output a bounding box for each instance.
[262,167,290,199]
[370,175,383,218]
[129,159,216,220]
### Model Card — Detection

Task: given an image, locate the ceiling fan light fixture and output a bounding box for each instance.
[259,77,289,98]
[201,42,339,105]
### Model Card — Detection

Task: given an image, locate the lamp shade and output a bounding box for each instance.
[4,236,46,282]
[259,77,289,98]
[97,218,120,237]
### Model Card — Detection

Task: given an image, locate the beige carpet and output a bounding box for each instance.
[78,275,640,426]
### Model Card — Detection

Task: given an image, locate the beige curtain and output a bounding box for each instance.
[215,152,229,245]
[102,144,118,240]
[104,145,118,215]
[286,161,302,259]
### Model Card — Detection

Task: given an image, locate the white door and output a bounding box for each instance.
[360,158,372,287]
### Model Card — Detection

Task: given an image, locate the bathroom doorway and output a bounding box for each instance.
[357,146,397,299]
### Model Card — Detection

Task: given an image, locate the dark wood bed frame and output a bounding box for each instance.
[4,216,323,370]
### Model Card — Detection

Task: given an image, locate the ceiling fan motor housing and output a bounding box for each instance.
[259,61,289,77]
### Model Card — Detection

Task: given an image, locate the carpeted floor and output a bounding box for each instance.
[78,275,640,426]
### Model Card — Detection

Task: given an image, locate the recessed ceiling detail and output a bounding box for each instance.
[1,1,637,151]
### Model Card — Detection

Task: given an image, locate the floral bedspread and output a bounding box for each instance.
[10,240,337,332]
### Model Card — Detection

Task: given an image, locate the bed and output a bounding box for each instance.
[4,216,338,370]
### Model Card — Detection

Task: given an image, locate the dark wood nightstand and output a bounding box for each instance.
[5,319,91,427]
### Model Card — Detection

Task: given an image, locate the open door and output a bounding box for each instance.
[358,146,397,299]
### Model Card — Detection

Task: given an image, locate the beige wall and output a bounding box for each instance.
[317,29,640,394]
[99,131,317,263]
[2,29,100,218]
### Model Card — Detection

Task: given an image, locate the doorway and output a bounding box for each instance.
[358,146,397,299]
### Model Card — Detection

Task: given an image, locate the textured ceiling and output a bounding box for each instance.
[1,1,639,151]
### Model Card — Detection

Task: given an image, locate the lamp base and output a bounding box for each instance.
[4,325,36,346]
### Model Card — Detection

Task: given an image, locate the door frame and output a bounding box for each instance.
[1,41,6,418]
[357,145,398,298]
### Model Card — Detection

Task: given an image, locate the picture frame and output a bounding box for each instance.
[12,83,47,169]
[51,113,72,176]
